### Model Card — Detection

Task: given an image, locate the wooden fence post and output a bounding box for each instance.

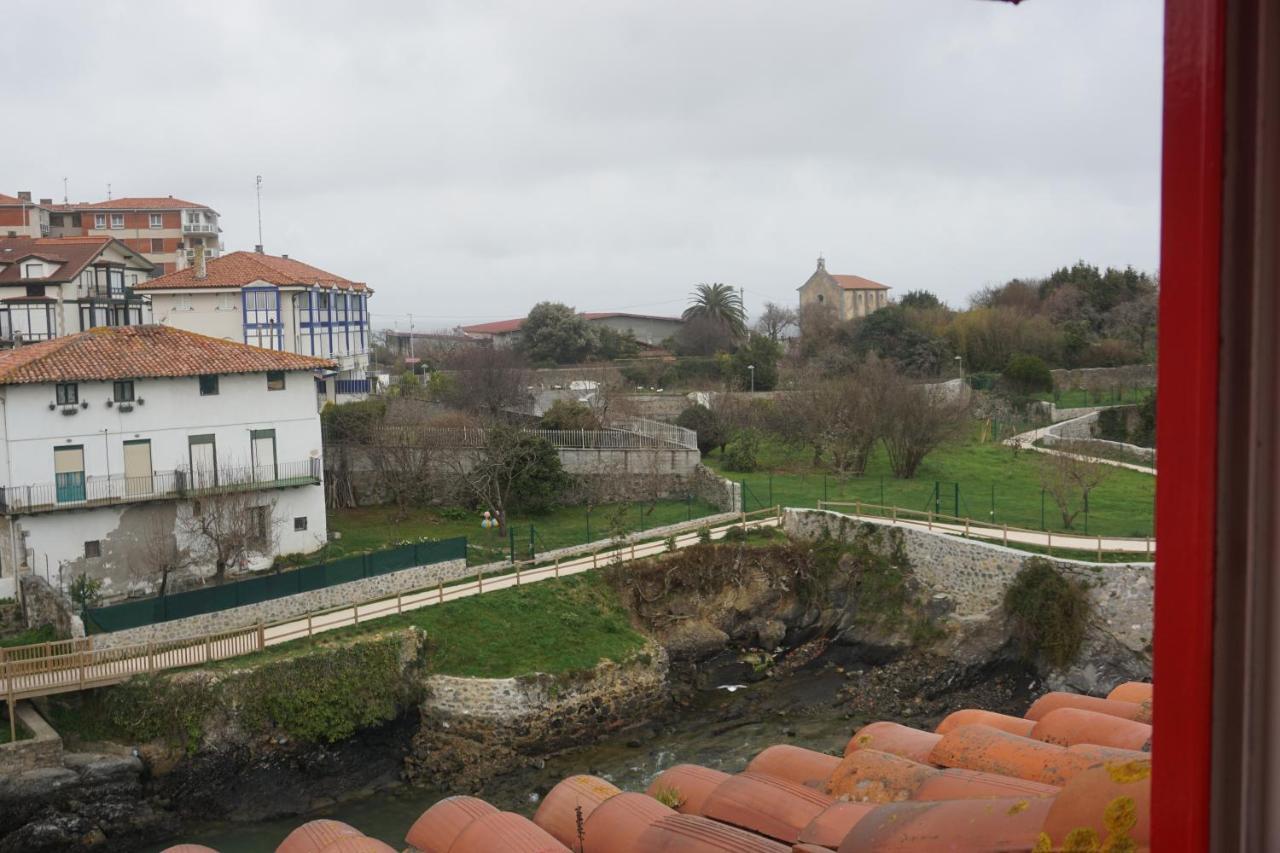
[515,565,521,586]
[1097,536,1103,562]
[307,614,313,638]
[205,634,212,662]
[964,518,970,538]
[478,571,483,594]
[1047,531,1053,556]
[438,581,444,604]
[928,511,933,531]
[257,622,265,650]
[554,558,560,579]
[147,642,155,674]
[1003,524,1008,547]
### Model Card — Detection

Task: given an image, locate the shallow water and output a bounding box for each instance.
[151,667,864,851]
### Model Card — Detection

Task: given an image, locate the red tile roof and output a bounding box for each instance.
[56,196,215,212]
[135,251,369,293]
[462,312,681,335]
[830,273,891,291]
[0,194,33,206]
[0,325,334,385]
[0,236,153,284]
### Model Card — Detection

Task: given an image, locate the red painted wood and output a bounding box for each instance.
[1154,0,1226,848]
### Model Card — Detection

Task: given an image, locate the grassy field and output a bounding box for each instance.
[317,497,724,566]
[210,572,645,678]
[705,429,1155,538]
[0,624,57,648]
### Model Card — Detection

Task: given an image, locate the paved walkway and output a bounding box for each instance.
[1004,414,1157,475]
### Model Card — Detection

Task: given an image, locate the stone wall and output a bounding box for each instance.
[90,558,471,649]
[1050,364,1156,390]
[19,576,83,639]
[1041,412,1157,465]
[783,509,1153,694]
[421,642,669,749]
[0,702,62,776]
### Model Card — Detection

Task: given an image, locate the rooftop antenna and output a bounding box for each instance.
[255,175,264,251]
[62,178,68,205]
[106,182,112,201]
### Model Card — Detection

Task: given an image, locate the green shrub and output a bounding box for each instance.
[722,429,762,472]
[1002,354,1053,396]
[540,399,601,431]
[676,404,727,455]
[1003,558,1092,668]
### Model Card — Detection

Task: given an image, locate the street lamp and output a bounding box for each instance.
[954,355,963,383]
[747,364,755,393]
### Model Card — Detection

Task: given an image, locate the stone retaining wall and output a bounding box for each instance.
[19,576,83,639]
[784,509,1153,693]
[0,703,62,775]
[421,642,669,750]
[90,558,471,649]
[1041,412,1156,465]
[1051,364,1155,390]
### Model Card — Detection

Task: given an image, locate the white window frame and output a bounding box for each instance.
[175,294,194,311]
[94,214,105,229]
[110,214,124,229]
[149,213,163,228]
[216,292,237,312]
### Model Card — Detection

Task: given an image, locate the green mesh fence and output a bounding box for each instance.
[83,537,467,634]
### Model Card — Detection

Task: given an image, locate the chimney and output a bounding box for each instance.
[281,254,289,260]
[38,198,52,206]
[16,192,31,202]
[194,244,207,280]
[254,244,264,254]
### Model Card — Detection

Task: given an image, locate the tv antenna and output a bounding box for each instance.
[255,175,264,250]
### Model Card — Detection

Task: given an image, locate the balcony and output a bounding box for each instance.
[182,223,219,235]
[0,458,321,514]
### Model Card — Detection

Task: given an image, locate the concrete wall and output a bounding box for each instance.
[90,556,472,649]
[1041,411,1156,465]
[0,703,62,776]
[783,509,1153,693]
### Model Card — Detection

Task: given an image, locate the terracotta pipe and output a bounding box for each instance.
[447,811,569,853]
[1107,681,1153,704]
[929,724,1106,786]
[160,847,221,853]
[276,820,363,853]
[1024,692,1145,722]
[1031,707,1153,751]
[911,768,1060,801]
[1040,757,1152,850]
[746,744,841,789]
[531,774,621,848]
[404,796,498,853]
[580,792,674,853]
[844,721,942,764]
[825,749,936,803]
[796,801,878,848]
[836,797,1055,852]
[315,839,397,853]
[646,764,732,815]
[633,813,792,852]
[700,771,835,844]
[935,708,1036,738]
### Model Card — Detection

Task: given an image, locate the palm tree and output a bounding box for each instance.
[682,283,746,338]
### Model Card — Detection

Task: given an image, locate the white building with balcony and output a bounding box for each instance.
[0,236,154,345]
[0,325,334,600]
[136,250,373,404]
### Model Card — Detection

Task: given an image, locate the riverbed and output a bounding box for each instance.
[148,667,862,852]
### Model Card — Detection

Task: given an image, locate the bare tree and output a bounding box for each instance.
[369,432,443,520]
[873,360,968,479]
[754,302,798,342]
[1037,443,1113,529]
[445,425,568,532]
[129,509,195,597]
[180,491,281,582]
[784,372,880,475]
[441,346,532,416]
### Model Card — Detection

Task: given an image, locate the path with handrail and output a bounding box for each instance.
[0,509,783,712]
[1004,414,1157,475]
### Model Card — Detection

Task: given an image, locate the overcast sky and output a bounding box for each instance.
[3,0,1162,331]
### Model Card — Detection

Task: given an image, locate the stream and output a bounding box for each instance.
[146,667,866,852]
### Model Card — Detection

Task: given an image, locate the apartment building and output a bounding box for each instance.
[3,191,221,274]
[0,325,333,599]
[0,236,154,344]
[136,250,373,401]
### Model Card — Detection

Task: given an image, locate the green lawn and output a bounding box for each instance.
[319,498,723,567]
[0,624,57,648]
[211,572,646,678]
[705,430,1155,538]
[1036,386,1154,408]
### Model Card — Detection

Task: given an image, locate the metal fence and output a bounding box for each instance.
[81,536,467,634]
[0,458,322,514]
[346,417,697,451]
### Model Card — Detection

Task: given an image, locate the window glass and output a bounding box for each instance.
[266,371,286,391]
[294,516,308,531]
[110,214,123,229]
[84,541,101,558]
[55,383,78,405]
[199,374,219,395]
[113,380,134,402]
[149,213,163,228]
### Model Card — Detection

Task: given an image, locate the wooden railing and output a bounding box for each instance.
[816,500,1156,560]
[0,506,783,734]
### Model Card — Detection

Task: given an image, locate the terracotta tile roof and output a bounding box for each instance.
[0,236,152,284]
[462,312,681,335]
[135,251,369,293]
[0,325,334,385]
[830,273,892,291]
[0,194,32,206]
[58,196,215,212]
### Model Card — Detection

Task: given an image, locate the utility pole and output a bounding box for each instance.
[62,177,68,205]
[255,175,264,251]
[106,182,112,200]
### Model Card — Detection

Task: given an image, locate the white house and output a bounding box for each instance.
[135,249,373,404]
[0,235,155,344]
[0,325,334,601]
